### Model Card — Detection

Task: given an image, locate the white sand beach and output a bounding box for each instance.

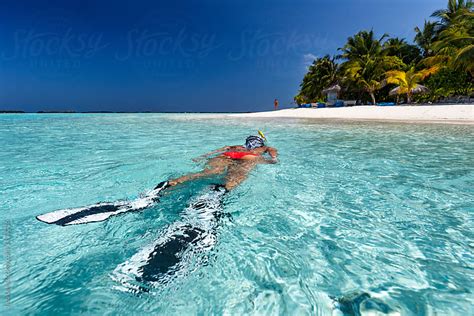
[229,105,474,124]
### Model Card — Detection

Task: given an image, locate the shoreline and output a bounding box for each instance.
[228,105,474,124]
[1,105,473,125]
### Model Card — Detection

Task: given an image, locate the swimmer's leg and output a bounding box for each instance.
[169,157,230,186]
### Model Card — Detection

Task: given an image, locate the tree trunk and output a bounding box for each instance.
[369,92,376,105]
[407,92,412,104]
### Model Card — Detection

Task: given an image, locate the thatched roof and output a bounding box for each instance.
[389,84,429,96]
[322,84,341,94]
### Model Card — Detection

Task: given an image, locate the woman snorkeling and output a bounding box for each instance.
[169,131,278,191]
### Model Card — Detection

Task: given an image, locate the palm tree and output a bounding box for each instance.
[297,55,339,102]
[414,21,438,57]
[432,10,474,74]
[420,1,473,77]
[384,37,422,65]
[343,59,383,105]
[386,66,439,104]
[340,30,404,104]
[431,0,473,30]
[340,30,388,61]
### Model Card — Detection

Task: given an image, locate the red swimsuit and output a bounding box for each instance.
[222,151,258,160]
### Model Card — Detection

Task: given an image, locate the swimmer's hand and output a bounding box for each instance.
[263,157,278,164]
[265,147,278,164]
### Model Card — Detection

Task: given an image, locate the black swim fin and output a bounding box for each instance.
[36,181,170,226]
[154,181,169,191]
[112,184,228,292]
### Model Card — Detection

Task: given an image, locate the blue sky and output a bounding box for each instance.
[0,0,446,112]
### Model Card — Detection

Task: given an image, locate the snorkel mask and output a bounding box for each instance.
[245,130,267,150]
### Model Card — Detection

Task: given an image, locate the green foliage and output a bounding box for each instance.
[296,1,473,104]
[386,66,439,103]
[430,9,474,73]
[415,21,438,57]
[339,30,404,104]
[295,55,338,103]
[431,0,473,29]
[340,30,388,61]
[421,68,473,101]
[384,38,422,65]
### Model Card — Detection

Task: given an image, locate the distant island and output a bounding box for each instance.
[0,110,25,113]
[37,110,76,113]
[0,110,246,114]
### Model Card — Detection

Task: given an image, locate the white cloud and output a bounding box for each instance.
[303,53,317,66]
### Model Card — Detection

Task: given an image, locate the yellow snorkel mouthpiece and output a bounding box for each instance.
[258,130,266,141]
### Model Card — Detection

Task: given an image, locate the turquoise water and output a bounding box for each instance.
[1,114,473,315]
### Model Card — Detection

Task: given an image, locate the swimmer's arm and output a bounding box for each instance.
[264,147,278,164]
[267,147,278,159]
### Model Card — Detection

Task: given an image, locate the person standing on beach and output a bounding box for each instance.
[274,98,279,110]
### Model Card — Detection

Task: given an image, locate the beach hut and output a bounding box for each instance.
[389,84,429,104]
[322,84,341,106]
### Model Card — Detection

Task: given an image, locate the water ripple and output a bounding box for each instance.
[0,114,472,314]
